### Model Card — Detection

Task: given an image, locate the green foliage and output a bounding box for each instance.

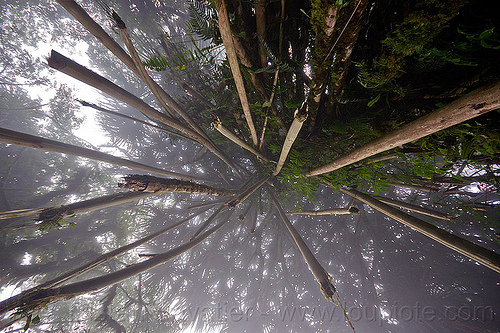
[412,115,500,163]
[275,149,320,200]
[415,27,500,67]
[23,314,40,331]
[185,0,220,42]
[357,0,466,89]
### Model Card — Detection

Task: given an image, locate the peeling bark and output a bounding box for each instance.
[273,102,308,175]
[119,174,235,197]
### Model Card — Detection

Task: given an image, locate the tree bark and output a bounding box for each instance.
[339,187,500,274]
[216,0,259,146]
[288,207,359,215]
[119,174,236,196]
[213,119,269,162]
[306,80,500,177]
[189,205,229,240]
[36,208,210,291]
[37,191,157,226]
[0,127,204,181]
[273,103,308,175]
[307,0,340,131]
[227,176,271,208]
[268,189,336,299]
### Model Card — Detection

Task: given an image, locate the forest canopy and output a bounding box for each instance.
[0,0,499,332]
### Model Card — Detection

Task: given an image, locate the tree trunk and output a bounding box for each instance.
[0,216,229,317]
[373,196,456,221]
[189,205,229,240]
[216,0,259,146]
[227,175,271,208]
[37,208,210,291]
[307,1,339,131]
[213,119,269,162]
[268,189,356,331]
[306,80,500,177]
[0,127,204,181]
[268,190,336,299]
[36,191,157,226]
[119,175,236,196]
[47,50,241,175]
[339,187,500,274]
[273,103,308,175]
[287,207,359,215]
[55,0,213,142]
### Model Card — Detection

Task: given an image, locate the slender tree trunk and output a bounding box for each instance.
[0,191,156,230]
[119,175,235,196]
[0,127,203,181]
[255,0,267,69]
[287,207,359,215]
[268,189,336,299]
[306,80,500,177]
[268,189,356,331]
[227,176,271,208]
[273,103,308,175]
[213,119,269,162]
[97,285,126,333]
[189,205,229,240]
[47,50,241,175]
[339,187,500,274]
[0,208,44,221]
[216,0,259,146]
[39,191,160,224]
[307,1,340,131]
[387,181,440,193]
[238,200,253,221]
[326,0,368,110]
[0,216,229,318]
[373,196,456,221]
[55,0,211,140]
[37,208,210,291]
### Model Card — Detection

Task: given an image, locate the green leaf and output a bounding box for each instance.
[367,94,381,107]
[262,101,271,108]
[24,314,31,331]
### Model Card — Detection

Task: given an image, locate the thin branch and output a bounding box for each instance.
[78,100,192,142]
[0,215,230,319]
[213,118,269,162]
[268,188,355,332]
[373,196,456,221]
[287,207,359,216]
